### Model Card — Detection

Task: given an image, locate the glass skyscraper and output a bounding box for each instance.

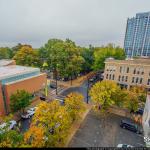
[124,12,150,58]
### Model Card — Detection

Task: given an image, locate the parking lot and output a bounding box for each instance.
[69,110,145,147]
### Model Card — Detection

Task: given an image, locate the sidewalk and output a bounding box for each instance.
[50,72,92,88]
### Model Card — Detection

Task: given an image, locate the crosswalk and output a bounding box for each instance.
[50,87,66,97]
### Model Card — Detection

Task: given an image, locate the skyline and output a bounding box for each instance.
[0,0,150,48]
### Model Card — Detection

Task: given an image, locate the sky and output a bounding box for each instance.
[0,0,150,48]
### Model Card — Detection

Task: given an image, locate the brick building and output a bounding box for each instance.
[0,60,47,116]
[104,58,150,90]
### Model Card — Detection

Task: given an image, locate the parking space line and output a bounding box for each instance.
[72,136,91,147]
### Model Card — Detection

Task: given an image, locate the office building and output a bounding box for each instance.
[124,12,150,58]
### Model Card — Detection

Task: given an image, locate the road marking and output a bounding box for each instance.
[136,142,145,147]
[72,136,91,146]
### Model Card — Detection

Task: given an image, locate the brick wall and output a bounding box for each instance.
[0,83,7,116]
[4,73,47,113]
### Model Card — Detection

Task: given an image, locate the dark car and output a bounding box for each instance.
[120,119,142,134]
[50,83,57,89]
[130,108,144,115]
[40,96,46,101]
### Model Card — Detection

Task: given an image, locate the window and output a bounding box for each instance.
[125,76,128,82]
[106,74,108,79]
[132,77,135,83]
[133,68,136,74]
[122,76,124,82]
[136,77,139,83]
[118,75,121,81]
[126,67,129,73]
[147,79,150,85]
[140,78,143,84]
[112,74,115,80]
[109,74,111,80]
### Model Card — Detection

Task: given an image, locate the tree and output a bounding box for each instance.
[65,92,86,121]
[0,47,13,59]
[24,125,46,147]
[130,85,146,103]
[89,80,120,111]
[0,130,23,148]
[10,90,32,114]
[31,101,71,147]
[123,90,139,112]
[93,44,125,70]
[13,45,40,67]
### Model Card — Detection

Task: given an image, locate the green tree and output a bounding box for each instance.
[0,130,23,148]
[89,80,120,111]
[0,47,13,59]
[93,44,125,70]
[65,92,86,121]
[10,90,32,114]
[13,45,40,67]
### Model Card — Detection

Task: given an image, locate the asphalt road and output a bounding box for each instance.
[69,110,145,147]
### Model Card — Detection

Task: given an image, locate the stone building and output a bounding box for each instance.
[104,57,150,90]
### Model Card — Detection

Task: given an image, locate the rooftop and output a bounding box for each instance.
[0,65,40,80]
[0,59,15,67]
[105,58,150,66]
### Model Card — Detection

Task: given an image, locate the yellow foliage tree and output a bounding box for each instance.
[31,101,71,147]
[24,125,45,147]
[89,80,120,111]
[65,92,86,121]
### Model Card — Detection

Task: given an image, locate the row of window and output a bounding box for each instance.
[118,75,128,82]
[106,74,115,80]
[132,77,143,84]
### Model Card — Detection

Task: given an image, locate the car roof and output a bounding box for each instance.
[121,120,137,126]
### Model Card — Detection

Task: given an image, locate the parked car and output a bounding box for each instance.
[0,120,17,134]
[55,98,64,105]
[21,111,35,119]
[117,144,133,148]
[40,96,46,101]
[130,108,144,115]
[50,83,57,89]
[28,107,38,112]
[120,119,142,134]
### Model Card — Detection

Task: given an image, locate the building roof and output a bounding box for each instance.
[0,65,40,80]
[0,59,15,67]
[105,58,150,66]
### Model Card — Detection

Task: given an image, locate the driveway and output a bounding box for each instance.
[69,110,145,147]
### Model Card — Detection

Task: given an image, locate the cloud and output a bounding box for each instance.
[0,0,149,48]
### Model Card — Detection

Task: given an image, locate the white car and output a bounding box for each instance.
[0,120,17,134]
[21,111,35,119]
[27,107,38,112]
[117,144,133,148]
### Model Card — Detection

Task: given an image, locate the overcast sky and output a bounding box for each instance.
[0,0,150,48]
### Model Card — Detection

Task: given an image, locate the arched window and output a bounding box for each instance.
[133,68,136,74]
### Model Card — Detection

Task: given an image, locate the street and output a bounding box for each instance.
[69,110,145,147]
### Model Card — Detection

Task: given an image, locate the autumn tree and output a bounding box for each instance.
[123,90,139,112]
[65,92,86,121]
[13,45,40,67]
[31,101,71,147]
[10,90,32,114]
[0,130,23,148]
[89,80,120,111]
[24,125,46,147]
